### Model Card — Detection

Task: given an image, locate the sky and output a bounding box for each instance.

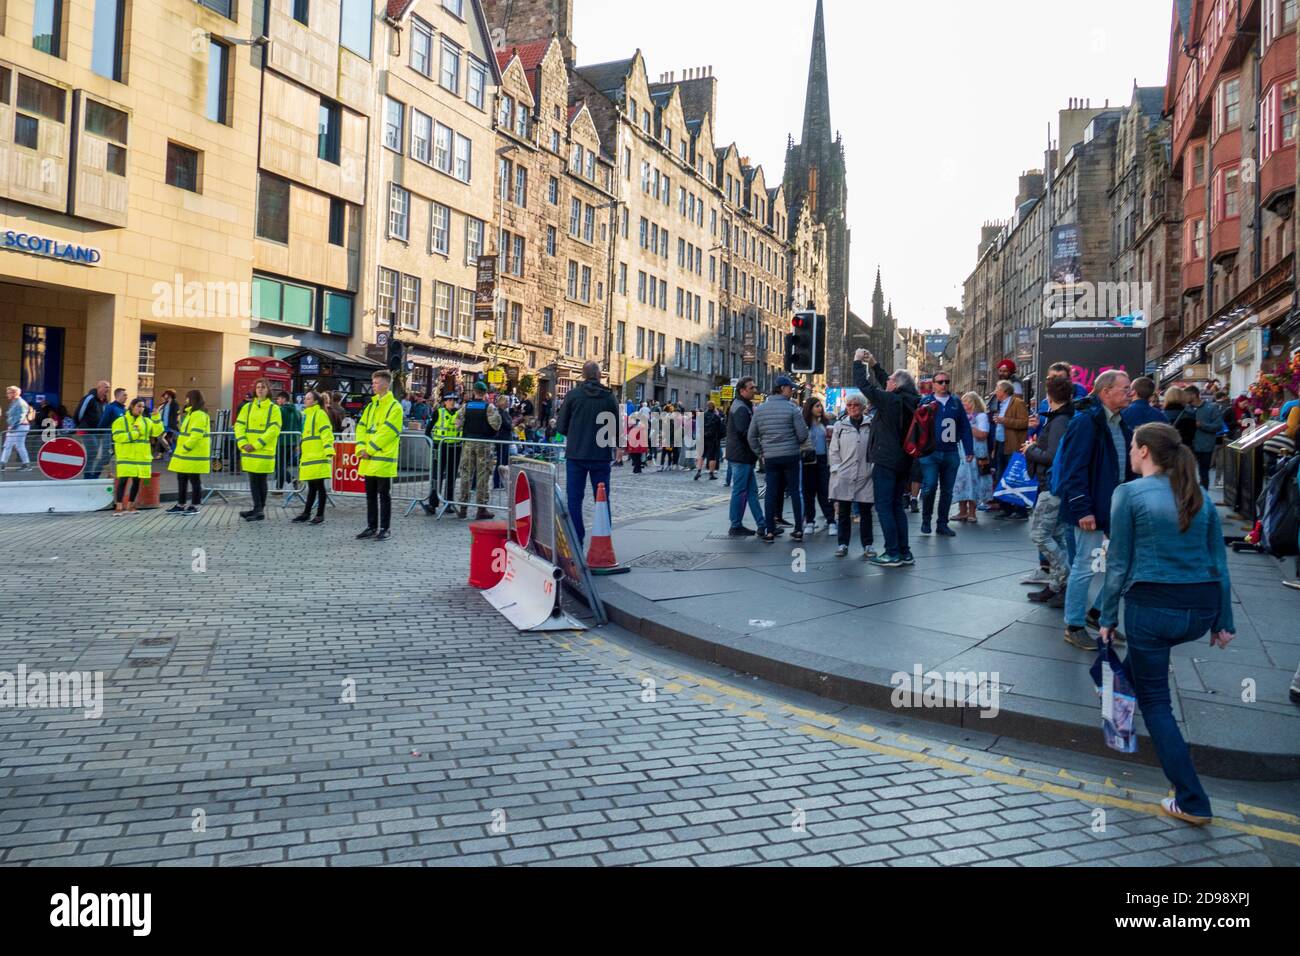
[573,0,1173,333]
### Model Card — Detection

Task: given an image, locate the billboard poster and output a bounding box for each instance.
[1038,327,1146,397]
[1050,226,1082,285]
[474,255,497,322]
[924,334,949,355]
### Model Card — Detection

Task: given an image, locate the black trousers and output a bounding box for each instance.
[366,476,392,530]
[764,457,803,533]
[434,443,459,504]
[630,452,643,474]
[802,456,834,524]
[114,477,141,503]
[249,473,269,512]
[836,501,875,547]
[1195,450,1213,489]
[176,473,203,506]
[304,478,327,517]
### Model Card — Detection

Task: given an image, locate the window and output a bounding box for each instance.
[252,276,314,328]
[444,0,464,15]
[384,97,404,151]
[1215,76,1241,137]
[166,142,200,192]
[324,291,353,335]
[328,198,346,246]
[580,266,591,303]
[411,110,432,163]
[33,0,62,56]
[206,40,229,124]
[571,143,583,174]
[515,165,527,207]
[453,133,472,182]
[1188,217,1205,260]
[637,271,647,304]
[293,0,310,25]
[400,275,421,330]
[340,0,372,59]
[512,234,524,277]
[467,58,487,110]
[543,308,554,335]
[548,176,559,203]
[318,99,341,163]
[1284,79,1298,146]
[408,17,435,76]
[255,174,290,243]
[434,122,452,172]
[577,325,587,357]
[546,226,556,256]
[567,260,579,299]
[388,183,410,240]
[659,279,667,310]
[618,263,627,295]
[92,0,126,81]
[636,327,645,359]
[434,283,453,336]
[507,302,521,342]
[583,204,594,243]
[551,129,561,152]
[197,0,233,16]
[440,40,461,94]
[456,288,473,339]
[466,217,485,264]
[514,105,528,139]
[498,95,513,131]
[376,268,399,325]
[615,322,626,354]
[572,199,583,237]
[431,202,450,255]
[564,322,575,356]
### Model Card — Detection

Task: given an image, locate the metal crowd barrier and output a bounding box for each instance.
[429,436,572,519]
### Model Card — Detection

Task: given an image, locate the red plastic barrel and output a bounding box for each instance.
[468,520,510,589]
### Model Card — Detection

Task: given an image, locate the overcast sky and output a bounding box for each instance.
[573,0,1173,333]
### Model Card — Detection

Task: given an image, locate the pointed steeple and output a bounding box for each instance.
[800,0,832,151]
[872,267,883,301]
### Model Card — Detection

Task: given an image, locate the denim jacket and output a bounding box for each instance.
[1096,475,1234,633]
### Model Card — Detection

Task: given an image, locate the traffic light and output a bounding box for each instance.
[386,336,404,372]
[786,311,824,375]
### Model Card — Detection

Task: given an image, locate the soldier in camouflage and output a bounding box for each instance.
[456,380,502,519]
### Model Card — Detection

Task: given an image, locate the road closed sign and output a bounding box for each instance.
[332,442,364,494]
[37,437,87,480]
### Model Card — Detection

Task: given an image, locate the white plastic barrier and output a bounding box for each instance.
[0,479,113,515]
[482,540,585,632]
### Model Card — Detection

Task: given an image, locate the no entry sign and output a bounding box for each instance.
[514,470,532,549]
[37,438,87,480]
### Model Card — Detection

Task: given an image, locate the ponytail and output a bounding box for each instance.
[1133,422,1203,532]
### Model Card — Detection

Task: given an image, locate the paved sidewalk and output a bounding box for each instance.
[597,497,1300,780]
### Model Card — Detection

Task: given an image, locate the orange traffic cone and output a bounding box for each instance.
[586,483,628,575]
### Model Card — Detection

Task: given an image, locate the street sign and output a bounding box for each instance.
[514,470,532,549]
[331,442,365,494]
[37,438,86,480]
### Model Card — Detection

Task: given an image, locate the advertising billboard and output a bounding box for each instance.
[1038,327,1146,397]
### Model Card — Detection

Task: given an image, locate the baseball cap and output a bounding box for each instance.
[472,380,488,393]
[774,376,795,390]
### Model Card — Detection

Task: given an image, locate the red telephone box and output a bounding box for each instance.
[233,357,294,410]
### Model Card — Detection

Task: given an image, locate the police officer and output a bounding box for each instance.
[234,377,282,521]
[111,398,164,515]
[456,381,502,520]
[356,370,404,541]
[424,389,460,515]
[166,389,210,515]
[294,389,335,525]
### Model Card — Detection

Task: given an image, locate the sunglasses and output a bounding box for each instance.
[935,380,950,385]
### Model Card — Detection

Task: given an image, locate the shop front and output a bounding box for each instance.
[282,348,386,417]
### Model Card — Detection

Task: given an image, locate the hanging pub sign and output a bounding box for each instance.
[474,255,497,322]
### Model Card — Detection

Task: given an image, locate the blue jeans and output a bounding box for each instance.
[873,464,912,558]
[728,461,764,530]
[565,458,611,544]
[763,456,802,533]
[1065,527,1106,627]
[919,449,961,528]
[1124,603,1218,817]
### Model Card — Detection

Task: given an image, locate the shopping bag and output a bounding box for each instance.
[1089,639,1138,754]
[993,452,1038,509]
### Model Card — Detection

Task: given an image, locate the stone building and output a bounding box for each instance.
[364,0,501,401]
[491,37,615,406]
[249,1,378,370]
[0,0,264,410]
[783,0,852,388]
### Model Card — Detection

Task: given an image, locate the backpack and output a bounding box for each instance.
[903,401,935,458]
[1259,454,1300,558]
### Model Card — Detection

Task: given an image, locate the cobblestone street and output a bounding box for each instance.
[1,475,1298,867]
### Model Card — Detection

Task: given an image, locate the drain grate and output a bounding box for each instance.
[628,550,716,571]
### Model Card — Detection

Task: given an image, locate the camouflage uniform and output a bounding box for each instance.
[456,396,502,508]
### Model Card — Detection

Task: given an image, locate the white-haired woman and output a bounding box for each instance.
[827,392,876,558]
[951,392,991,524]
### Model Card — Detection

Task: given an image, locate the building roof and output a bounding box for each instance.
[575,57,636,96]
[386,0,414,18]
[495,39,552,73]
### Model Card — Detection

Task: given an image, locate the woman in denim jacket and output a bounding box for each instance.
[1096,422,1235,826]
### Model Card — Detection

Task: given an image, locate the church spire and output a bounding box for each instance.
[800,0,832,150]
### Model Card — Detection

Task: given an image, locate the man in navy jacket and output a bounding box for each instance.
[917,371,973,537]
[1054,370,1134,649]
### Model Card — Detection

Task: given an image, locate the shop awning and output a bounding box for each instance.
[284,348,385,375]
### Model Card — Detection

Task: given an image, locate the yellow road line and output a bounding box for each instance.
[552,631,1300,848]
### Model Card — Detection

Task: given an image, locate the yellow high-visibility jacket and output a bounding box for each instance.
[167,409,211,475]
[357,392,404,479]
[298,404,336,482]
[234,398,282,475]
[112,412,161,480]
